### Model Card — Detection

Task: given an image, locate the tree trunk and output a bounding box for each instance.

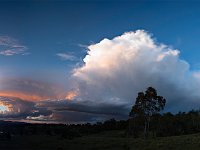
[144,117,150,138]
[144,119,147,139]
[147,117,150,137]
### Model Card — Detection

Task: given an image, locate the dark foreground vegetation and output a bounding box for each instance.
[1,109,200,149]
[1,127,200,150]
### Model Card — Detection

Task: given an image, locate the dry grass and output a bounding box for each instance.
[1,131,200,150]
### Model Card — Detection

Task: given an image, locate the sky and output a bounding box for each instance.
[1,0,200,123]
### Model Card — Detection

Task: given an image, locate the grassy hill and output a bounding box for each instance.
[1,130,200,150]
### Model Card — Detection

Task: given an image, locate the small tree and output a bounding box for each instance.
[129,87,166,138]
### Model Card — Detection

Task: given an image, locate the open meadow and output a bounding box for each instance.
[1,130,200,150]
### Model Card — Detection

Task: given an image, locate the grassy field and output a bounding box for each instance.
[1,130,200,150]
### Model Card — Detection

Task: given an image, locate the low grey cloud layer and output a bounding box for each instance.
[35,99,127,123]
[0,97,124,123]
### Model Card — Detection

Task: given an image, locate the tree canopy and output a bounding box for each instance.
[130,87,166,117]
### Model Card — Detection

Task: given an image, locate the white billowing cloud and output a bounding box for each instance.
[56,53,77,61]
[72,30,200,112]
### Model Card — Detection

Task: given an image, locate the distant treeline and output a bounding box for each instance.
[1,110,200,139]
[0,119,128,140]
[129,110,200,137]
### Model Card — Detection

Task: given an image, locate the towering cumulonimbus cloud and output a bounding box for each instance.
[2,30,200,123]
[72,30,200,112]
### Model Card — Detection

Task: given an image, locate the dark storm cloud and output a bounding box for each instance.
[0,96,127,123]
[0,96,52,119]
[38,100,128,116]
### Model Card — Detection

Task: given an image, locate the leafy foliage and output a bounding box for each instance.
[129,87,166,118]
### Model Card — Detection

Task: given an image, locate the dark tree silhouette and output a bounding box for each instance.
[129,87,166,138]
